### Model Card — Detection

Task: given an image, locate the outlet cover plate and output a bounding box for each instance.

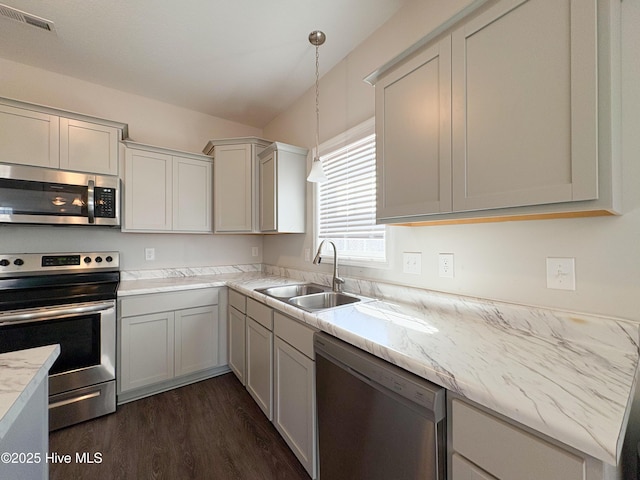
[145,247,155,261]
[439,253,454,278]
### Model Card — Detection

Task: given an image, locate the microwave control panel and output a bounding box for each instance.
[94,187,116,218]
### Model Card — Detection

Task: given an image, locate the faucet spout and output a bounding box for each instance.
[313,240,344,292]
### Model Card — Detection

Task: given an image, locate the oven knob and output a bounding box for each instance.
[105,256,113,263]
[95,256,103,263]
[84,256,92,264]
[13,258,24,266]
[0,259,9,267]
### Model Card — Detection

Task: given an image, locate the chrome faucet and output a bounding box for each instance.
[313,240,344,293]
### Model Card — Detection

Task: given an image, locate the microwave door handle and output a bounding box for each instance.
[87,179,95,224]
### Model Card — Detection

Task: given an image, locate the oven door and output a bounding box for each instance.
[0,300,116,395]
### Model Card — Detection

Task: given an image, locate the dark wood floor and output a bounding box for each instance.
[49,373,311,480]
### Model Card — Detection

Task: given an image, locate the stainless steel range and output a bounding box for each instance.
[0,252,119,430]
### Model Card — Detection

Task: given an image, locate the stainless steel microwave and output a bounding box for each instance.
[0,163,120,226]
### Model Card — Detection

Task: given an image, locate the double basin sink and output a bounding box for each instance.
[256,283,364,312]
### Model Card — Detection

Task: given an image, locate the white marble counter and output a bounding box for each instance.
[117,266,639,466]
[0,345,60,440]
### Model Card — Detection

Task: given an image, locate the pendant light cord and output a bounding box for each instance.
[314,42,320,162]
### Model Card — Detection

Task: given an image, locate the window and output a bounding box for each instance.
[315,119,386,264]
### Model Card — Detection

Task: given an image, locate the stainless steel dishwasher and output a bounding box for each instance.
[314,332,446,480]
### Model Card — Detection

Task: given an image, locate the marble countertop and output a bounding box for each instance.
[0,345,60,440]
[117,268,639,466]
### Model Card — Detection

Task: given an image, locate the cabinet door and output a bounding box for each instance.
[174,305,219,376]
[451,399,586,480]
[451,0,597,212]
[259,150,277,232]
[59,118,119,175]
[0,104,59,168]
[246,317,273,420]
[376,37,452,221]
[451,453,497,480]
[213,144,254,232]
[124,148,173,231]
[172,156,212,232]
[274,337,316,478]
[228,306,246,385]
[120,312,175,392]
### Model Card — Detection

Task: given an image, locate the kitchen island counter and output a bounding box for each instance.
[0,344,60,441]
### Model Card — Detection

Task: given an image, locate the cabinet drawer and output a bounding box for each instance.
[247,298,273,330]
[274,312,316,358]
[451,399,585,480]
[120,288,219,317]
[229,289,246,313]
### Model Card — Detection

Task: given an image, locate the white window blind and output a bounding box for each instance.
[317,132,385,262]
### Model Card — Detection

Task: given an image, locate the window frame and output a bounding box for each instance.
[312,117,388,268]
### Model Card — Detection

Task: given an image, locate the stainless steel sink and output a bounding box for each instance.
[257,283,329,299]
[287,292,361,312]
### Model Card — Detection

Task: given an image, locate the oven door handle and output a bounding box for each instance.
[0,301,114,326]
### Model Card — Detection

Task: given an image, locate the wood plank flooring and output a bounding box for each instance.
[49,373,311,480]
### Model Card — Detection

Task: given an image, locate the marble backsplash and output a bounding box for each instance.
[120,262,639,353]
[262,264,640,353]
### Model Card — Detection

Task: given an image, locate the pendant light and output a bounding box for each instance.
[307,30,328,183]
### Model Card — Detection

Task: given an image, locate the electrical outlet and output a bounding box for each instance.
[438,253,454,278]
[403,252,422,275]
[251,246,259,257]
[546,257,576,290]
[145,248,155,261]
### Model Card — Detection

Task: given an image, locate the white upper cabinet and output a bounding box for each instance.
[206,140,270,233]
[0,104,59,169]
[123,141,213,233]
[173,156,212,232]
[371,0,621,224]
[258,142,308,233]
[376,38,452,221]
[451,0,597,212]
[59,118,120,175]
[204,137,270,233]
[0,97,126,175]
[203,138,308,234]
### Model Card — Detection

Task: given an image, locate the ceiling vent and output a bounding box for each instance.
[0,3,55,33]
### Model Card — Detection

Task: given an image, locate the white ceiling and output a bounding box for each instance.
[0,0,407,128]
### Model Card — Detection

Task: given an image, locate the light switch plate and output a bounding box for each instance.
[546,257,576,290]
[403,252,422,275]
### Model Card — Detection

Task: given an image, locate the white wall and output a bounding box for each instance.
[0,57,265,270]
[262,0,640,321]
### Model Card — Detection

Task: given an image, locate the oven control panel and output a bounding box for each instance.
[0,252,119,276]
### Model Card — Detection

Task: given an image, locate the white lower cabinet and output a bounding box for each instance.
[273,313,317,479]
[118,288,224,403]
[120,311,175,391]
[246,317,273,419]
[245,298,274,420]
[175,306,220,376]
[450,397,612,480]
[228,305,246,385]
[451,454,497,480]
